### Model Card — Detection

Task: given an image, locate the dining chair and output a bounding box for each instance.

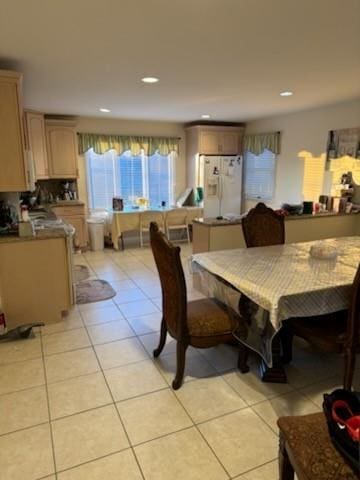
[165,208,190,243]
[239,202,286,371]
[150,221,244,389]
[242,202,285,247]
[281,263,360,390]
[277,411,358,479]
[139,210,165,247]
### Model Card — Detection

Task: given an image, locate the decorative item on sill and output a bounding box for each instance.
[113,197,124,211]
[195,187,204,206]
[135,197,149,208]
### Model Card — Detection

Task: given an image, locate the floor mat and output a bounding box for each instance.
[75,279,116,304]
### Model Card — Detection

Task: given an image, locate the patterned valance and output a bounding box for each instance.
[77,133,180,156]
[243,131,281,155]
[326,127,360,161]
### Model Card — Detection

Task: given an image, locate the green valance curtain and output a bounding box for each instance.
[243,131,281,155]
[77,133,180,156]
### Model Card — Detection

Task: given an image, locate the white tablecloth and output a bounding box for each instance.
[191,236,360,365]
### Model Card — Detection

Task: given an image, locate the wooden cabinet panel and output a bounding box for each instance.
[52,205,84,216]
[52,204,88,248]
[187,125,244,156]
[46,124,79,178]
[65,216,87,248]
[0,71,28,191]
[199,131,221,155]
[221,131,240,154]
[0,237,72,328]
[26,111,49,179]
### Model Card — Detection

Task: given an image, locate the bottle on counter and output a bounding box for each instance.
[21,205,30,222]
[0,308,7,335]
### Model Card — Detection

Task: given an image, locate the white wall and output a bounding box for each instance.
[75,116,186,209]
[244,99,360,210]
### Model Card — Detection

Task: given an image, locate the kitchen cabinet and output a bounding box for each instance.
[25,111,49,179]
[187,125,244,156]
[52,204,88,248]
[0,70,29,192]
[199,129,242,155]
[0,235,73,328]
[45,120,79,178]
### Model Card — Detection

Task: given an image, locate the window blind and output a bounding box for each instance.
[302,156,325,202]
[87,149,118,209]
[85,149,174,210]
[148,153,173,207]
[119,152,144,203]
[244,149,276,200]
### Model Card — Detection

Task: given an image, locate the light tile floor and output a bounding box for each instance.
[0,243,358,480]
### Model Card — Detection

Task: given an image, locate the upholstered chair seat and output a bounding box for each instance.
[277,412,358,480]
[187,298,235,338]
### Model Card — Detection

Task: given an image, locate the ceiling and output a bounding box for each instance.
[0,0,359,123]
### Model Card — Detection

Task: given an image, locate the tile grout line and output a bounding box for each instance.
[39,329,59,480]
[168,385,232,479]
[229,457,279,479]
[82,320,147,480]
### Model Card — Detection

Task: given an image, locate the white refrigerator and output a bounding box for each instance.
[196,155,243,218]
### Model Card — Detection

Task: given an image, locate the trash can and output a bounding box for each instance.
[87,218,105,251]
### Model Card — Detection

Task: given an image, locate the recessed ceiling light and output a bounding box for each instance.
[141,77,159,83]
[99,108,111,113]
[280,91,293,97]
[201,114,211,119]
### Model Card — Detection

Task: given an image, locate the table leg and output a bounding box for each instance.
[259,332,287,383]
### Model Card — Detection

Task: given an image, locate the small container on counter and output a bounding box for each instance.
[19,221,35,237]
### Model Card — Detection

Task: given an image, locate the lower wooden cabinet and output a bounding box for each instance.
[52,204,88,249]
[0,236,73,328]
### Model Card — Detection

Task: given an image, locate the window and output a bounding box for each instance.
[147,152,174,207]
[244,148,276,200]
[86,149,175,210]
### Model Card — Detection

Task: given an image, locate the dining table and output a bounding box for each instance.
[190,236,360,383]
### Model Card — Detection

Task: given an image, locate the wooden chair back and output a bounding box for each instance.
[242,202,285,247]
[150,222,188,339]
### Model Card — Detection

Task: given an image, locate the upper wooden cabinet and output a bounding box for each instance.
[187,125,244,156]
[0,70,29,192]
[45,120,79,178]
[25,111,49,180]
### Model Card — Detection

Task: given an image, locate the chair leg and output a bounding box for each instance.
[279,322,294,364]
[172,341,187,390]
[279,433,295,480]
[153,318,167,358]
[120,235,125,251]
[343,346,356,390]
[186,226,190,243]
[238,342,250,373]
[140,229,143,248]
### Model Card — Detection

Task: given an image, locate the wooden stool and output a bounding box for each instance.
[277,412,358,479]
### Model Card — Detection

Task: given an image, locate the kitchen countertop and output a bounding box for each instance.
[193,211,359,227]
[0,227,68,244]
[50,200,85,207]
